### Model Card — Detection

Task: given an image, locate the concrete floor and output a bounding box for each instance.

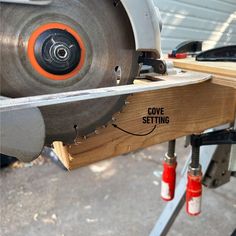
[0,138,236,236]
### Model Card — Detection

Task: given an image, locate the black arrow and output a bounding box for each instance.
[112,124,157,137]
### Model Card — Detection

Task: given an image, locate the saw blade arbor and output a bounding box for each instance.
[0,0,139,144]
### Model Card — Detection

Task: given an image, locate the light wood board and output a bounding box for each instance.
[172,57,236,78]
[53,72,236,170]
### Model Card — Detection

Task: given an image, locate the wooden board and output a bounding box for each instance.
[172,57,236,78]
[53,73,236,170]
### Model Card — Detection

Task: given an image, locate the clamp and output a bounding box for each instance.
[186,129,236,216]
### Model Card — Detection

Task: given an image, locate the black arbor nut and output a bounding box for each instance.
[34,28,81,75]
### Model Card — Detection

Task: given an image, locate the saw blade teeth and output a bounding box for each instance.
[74,136,86,145]
[94,130,99,135]
[125,101,130,105]
[74,139,81,145]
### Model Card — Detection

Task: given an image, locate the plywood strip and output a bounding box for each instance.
[0,72,210,112]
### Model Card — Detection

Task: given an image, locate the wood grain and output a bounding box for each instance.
[53,79,236,170]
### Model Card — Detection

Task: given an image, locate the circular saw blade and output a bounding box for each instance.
[0,0,139,144]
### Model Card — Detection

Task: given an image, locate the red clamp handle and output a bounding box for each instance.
[186,172,202,216]
[168,52,187,59]
[161,160,177,201]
